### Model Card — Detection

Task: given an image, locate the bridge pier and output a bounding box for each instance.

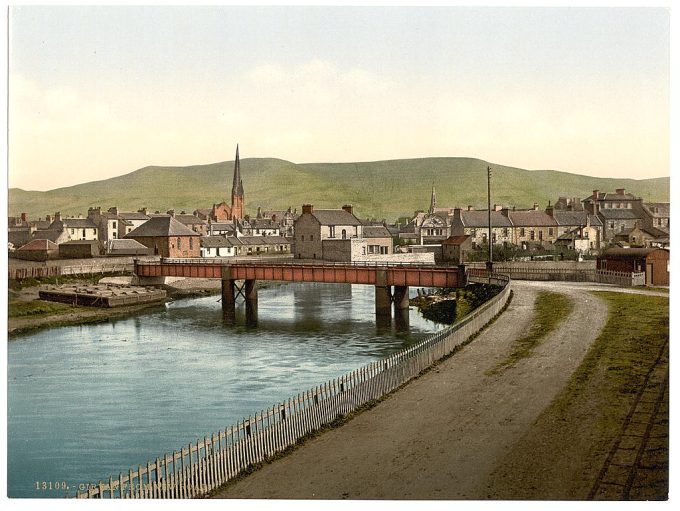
[375,286,392,316]
[393,285,409,311]
[221,278,236,321]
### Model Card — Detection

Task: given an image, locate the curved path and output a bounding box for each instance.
[212,282,640,499]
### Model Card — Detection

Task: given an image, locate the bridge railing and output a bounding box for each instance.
[135,257,457,269]
[75,273,511,499]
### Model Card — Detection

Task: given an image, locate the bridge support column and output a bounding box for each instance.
[394,307,410,333]
[221,267,236,321]
[245,279,258,301]
[375,286,392,316]
[244,279,258,326]
[392,285,409,311]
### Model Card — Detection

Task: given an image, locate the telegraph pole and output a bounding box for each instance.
[487,165,493,272]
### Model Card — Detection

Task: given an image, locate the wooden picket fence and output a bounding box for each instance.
[75,273,511,499]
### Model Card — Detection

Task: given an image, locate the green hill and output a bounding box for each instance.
[7,157,670,222]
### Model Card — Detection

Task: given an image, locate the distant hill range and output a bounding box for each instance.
[8,157,670,222]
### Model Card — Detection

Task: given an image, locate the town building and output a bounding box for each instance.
[172,212,208,235]
[48,213,99,241]
[58,240,102,259]
[11,239,59,261]
[612,222,670,249]
[106,239,152,256]
[200,236,239,258]
[257,207,297,237]
[124,216,201,258]
[582,189,646,243]
[451,206,513,249]
[548,206,602,252]
[87,207,151,241]
[200,235,291,258]
[442,235,472,264]
[507,205,559,248]
[294,204,363,260]
[641,202,670,233]
[363,225,393,255]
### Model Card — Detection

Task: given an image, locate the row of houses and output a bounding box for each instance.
[404,188,669,254]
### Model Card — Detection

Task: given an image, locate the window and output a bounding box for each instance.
[177,237,182,250]
[520,228,525,237]
[82,229,86,238]
[549,228,553,236]
[301,235,305,241]
[342,229,347,239]
[329,226,335,238]
[530,231,535,241]
[503,228,508,237]
[310,235,314,241]
[112,221,117,229]
[539,231,543,241]
[189,238,193,250]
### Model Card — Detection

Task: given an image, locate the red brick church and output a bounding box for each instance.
[208,145,245,222]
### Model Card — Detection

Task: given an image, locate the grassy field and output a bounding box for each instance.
[8,157,670,221]
[489,290,574,374]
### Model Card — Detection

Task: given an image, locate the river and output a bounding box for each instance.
[7,282,445,498]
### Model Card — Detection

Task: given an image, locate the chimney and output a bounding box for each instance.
[451,208,464,236]
[545,204,554,217]
[20,212,27,223]
[166,209,175,217]
[108,206,119,216]
[342,204,353,215]
[54,212,61,222]
[501,207,510,218]
[302,204,314,215]
[533,203,539,211]
[467,205,474,211]
[592,190,599,200]
[616,188,625,195]
[138,207,148,215]
[494,204,502,211]
[46,214,52,223]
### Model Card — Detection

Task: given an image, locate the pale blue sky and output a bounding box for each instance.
[8,6,670,190]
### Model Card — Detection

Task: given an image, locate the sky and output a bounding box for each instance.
[7,5,672,191]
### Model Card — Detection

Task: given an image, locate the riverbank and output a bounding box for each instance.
[7,277,286,337]
[7,277,212,337]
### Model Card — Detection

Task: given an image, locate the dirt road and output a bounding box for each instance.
[213,281,622,499]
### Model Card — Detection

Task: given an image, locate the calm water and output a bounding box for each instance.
[7,282,443,498]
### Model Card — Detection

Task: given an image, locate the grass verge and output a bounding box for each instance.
[8,300,90,318]
[486,291,669,500]
[488,290,574,375]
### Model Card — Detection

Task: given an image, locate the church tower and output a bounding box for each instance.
[230,145,244,220]
[429,184,437,215]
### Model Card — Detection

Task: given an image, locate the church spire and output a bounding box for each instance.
[232,144,243,197]
[429,184,436,214]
